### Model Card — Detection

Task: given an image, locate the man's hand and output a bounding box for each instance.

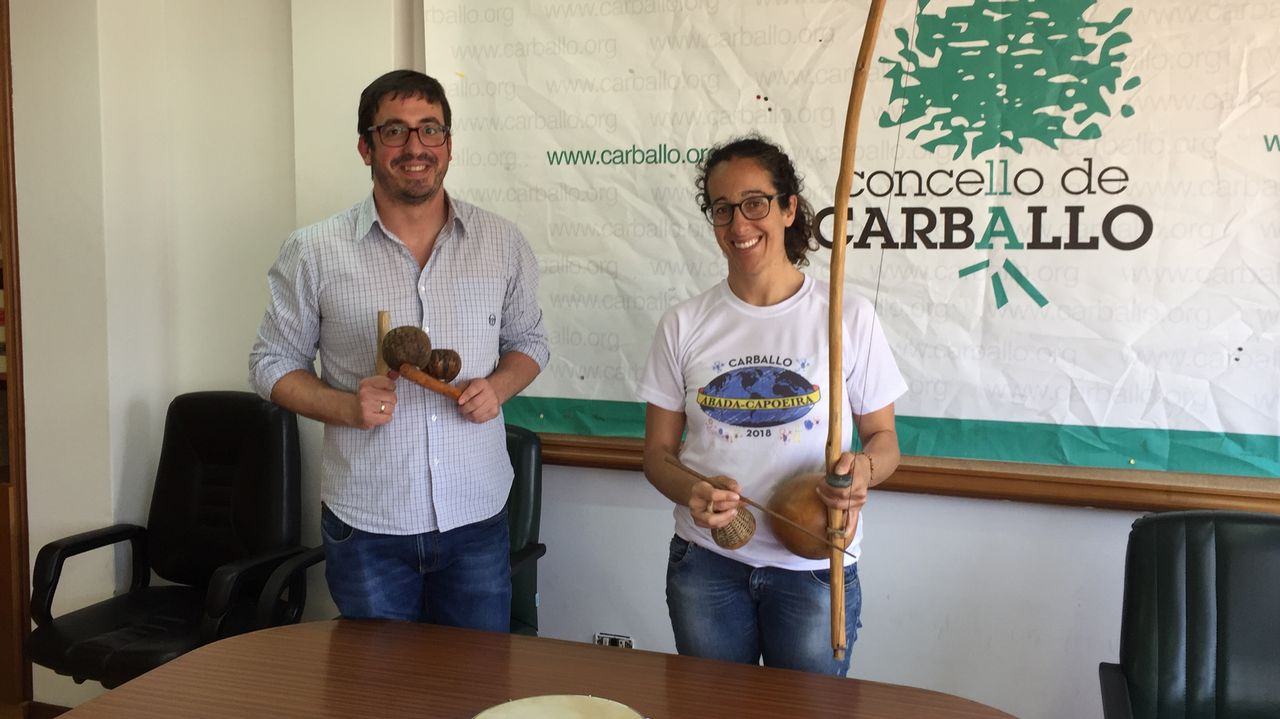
[352,374,398,429]
[457,377,501,424]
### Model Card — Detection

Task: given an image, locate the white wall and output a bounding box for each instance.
[13,2,1142,717]
[290,0,403,228]
[96,0,295,524]
[13,0,296,704]
[12,0,117,706]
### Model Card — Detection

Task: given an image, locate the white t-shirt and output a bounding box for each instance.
[637,275,908,571]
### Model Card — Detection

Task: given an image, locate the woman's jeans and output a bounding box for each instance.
[666,535,861,676]
[321,503,511,631]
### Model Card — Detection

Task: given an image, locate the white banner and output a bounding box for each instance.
[425,0,1280,461]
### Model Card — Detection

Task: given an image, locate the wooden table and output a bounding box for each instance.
[61,620,1013,718]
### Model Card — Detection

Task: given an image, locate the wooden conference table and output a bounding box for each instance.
[60,620,1013,718]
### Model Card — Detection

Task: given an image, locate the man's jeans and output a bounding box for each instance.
[666,535,861,676]
[321,503,511,631]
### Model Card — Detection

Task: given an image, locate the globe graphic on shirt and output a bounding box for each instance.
[696,366,821,428]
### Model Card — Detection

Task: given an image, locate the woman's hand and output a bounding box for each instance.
[815,452,870,512]
[688,477,742,529]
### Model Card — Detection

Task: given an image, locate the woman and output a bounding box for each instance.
[636,135,907,675]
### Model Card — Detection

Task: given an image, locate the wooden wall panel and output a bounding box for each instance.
[0,0,32,704]
[541,435,1280,515]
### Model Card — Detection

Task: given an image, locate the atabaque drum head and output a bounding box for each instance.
[473,694,643,718]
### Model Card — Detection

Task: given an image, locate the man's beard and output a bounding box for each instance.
[374,152,445,205]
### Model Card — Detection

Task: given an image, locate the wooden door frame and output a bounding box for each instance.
[0,0,32,705]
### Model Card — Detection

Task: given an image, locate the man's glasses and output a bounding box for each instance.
[367,122,450,148]
[705,194,782,227]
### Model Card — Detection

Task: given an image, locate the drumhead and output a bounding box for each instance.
[473,694,643,718]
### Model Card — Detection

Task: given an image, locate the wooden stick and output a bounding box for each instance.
[826,0,889,662]
[375,311,391,375]
[397,363,463,400]
[664,457,856,561]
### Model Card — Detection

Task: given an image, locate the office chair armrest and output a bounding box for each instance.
[30,524,149,626]
[201,545,307,640]
[255,546,327,629]
[1099,662,1134,719]
[510,543,547,576]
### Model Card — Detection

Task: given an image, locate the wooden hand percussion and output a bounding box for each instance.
[424,348,462,382]
[375,311,392,374]
[380,325,464,400]
[381,325,432,369]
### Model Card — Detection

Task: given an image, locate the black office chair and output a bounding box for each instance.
[1099,510,1280,719]
[27,391,303,688]
[257,423,547,635]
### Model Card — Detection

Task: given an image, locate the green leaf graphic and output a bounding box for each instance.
[880,0,1141,158]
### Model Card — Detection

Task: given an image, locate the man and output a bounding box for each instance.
[250,70,548,630]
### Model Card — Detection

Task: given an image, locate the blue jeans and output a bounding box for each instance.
[320,503,511,631]
[666,536,861,676]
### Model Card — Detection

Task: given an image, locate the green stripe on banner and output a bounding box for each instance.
[504,396,647,438]
[895,416,1280,478]
[504,397,1280,479]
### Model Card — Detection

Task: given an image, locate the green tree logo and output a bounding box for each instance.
[880,0,1140,158]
